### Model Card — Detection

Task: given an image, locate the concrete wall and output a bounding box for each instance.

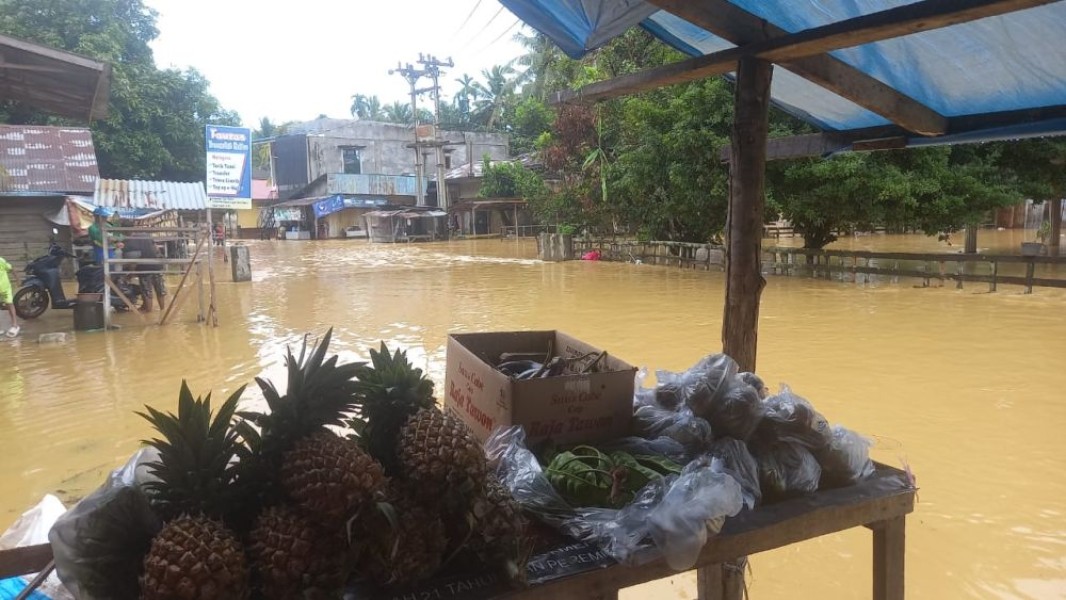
[304,121,510,181]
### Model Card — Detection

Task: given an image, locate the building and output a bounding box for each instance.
[442,154,542,237]
[264,119,510,239]
[234,179,278,239]
[0,125,99,272]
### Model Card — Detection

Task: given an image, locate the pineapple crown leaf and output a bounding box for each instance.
[137,380,247,521]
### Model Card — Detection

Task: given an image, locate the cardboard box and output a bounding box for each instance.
[444,330,636,446]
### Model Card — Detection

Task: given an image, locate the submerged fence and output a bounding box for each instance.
[568,239,1066,293]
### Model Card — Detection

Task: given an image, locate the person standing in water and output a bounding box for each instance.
[0,257,19,337]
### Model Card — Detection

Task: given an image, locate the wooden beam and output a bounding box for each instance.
[722,57,772,373]
[710,0,1057,64]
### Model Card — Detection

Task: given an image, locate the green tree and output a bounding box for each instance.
[0,0,240,180]
[474,64,517,128]
[350,94,385,120]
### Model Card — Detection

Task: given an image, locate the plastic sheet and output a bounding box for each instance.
[49,449,164,600]
[485,426,743,569]
[815,425,875,488]
[0,495,71,600]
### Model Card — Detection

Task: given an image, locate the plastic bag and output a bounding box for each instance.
[0,495,72,600]
[49,449,164,600]
[752,441,822,501]
[737,372,770,399]
[755,386,832,450]
[700,378,764,441]
[814,425,875,488]
[656,354,736,415]
[599,436,688,466]
[708,438,761,510]
[485,426,743,569]
[633,405,713,458]
[646,458,744,570]
[633,368,684,410]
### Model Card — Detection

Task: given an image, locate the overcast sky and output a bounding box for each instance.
[145,0,528,129]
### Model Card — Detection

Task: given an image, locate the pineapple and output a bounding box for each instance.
[138,382,250,599]
[246,505,349,600]
[352,343,488,503]
[237,330,386,597]
[238,329,386,523]
[465,479,529,585]
[354,484,447,587]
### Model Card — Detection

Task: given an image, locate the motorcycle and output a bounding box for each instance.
[14,241,141,319]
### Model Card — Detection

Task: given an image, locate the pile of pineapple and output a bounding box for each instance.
[136,331,527,599]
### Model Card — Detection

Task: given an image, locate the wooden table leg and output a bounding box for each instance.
[590,593,618,600]
[872,516,906,600]
[696,559,745,600]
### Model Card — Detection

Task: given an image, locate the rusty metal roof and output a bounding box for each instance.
[94,179,208,211]
[0,33,110,122]
[0,125,99,194]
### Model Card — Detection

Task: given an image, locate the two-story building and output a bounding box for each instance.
[267,119,510,239]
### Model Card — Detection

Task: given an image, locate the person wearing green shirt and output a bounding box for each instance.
[88,210,123,264]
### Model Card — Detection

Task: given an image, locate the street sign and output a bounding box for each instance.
[205,125,252,209]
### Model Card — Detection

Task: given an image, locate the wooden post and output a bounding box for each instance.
[723,56,772,373]
[206,212,218,326]
[696,560,745,600]
[964,225,978,254]
[872,516,906,600]
[1049,197,1062,257]
[1024,260,1035,294]
[990,260,998,292]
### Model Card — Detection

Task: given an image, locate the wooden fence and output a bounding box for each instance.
[567,239,1066,293]
[765,247,1066,293]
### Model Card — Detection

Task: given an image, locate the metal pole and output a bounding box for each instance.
[100,215,111,330]
[410,79,425,207]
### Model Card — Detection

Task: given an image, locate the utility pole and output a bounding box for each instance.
[390,62,430,206]
[419,53,453,211]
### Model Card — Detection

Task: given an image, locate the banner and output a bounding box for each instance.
[205,125,252,209]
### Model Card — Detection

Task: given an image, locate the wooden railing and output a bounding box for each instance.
[764,246,1066,293]
[501,224,558,238]
[573,239,725,270]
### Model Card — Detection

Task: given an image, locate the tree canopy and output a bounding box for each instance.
[0,0,240,181]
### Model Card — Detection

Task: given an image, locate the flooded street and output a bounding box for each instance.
[3,238,1065,599]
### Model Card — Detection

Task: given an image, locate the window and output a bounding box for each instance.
[444,151,453,169]
[341,147,362,174]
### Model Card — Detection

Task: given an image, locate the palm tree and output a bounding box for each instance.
[473,63,517,129]
[382,101,413,124]
[454,73,479,122]
[513,28,582,101]
[350,94,385,120]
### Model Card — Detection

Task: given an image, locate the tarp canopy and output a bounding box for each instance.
[500,0,1066,146]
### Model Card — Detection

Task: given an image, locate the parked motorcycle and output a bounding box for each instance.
[14,242,141,319]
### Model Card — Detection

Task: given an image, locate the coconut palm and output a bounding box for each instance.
[473,63,517,129]
[351,94,385,120]
[382,101,413,124]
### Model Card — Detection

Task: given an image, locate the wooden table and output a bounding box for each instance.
[506,464,914,600]
[0,466,913,600]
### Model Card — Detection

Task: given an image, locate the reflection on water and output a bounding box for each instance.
[2,237,1064,599]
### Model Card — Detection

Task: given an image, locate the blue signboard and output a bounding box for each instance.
[312,195,389,218]
[205,125,252,208]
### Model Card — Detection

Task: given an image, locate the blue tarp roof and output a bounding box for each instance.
[500,0,1066,138]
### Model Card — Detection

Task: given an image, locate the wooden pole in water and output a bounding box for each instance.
[101,216,111,330]
[722,57,772,373]
[1049,197,1062,258]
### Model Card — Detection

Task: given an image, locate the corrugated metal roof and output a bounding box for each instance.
[94,179,208,211]
[0,125,99,194]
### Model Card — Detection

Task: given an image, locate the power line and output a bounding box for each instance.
[451,0,483,40]
[477,18,521,54]
[457,4,505,51]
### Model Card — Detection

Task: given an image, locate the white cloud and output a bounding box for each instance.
[145,0,527,127]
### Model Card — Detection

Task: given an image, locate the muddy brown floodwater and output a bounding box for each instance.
[2,237,1064,599]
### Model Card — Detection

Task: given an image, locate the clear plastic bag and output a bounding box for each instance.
[485,426,743,569]
[599,436,689,465]
[814,425,875,488]
[708,438,761,510]
[633,405,713,458]
[48,449,164,600]
[0,495,72,600]
[756,386,832,450]
[656,354,736,416]
[752,441,822,501]
[737,372,770,399]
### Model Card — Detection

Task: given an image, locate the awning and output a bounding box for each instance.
[0,33,111,122]
[502,1,1066,145]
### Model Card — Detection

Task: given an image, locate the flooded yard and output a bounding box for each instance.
[2,238,1064,599]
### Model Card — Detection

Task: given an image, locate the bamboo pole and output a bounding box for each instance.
[159,236,206,326]
[100,216,111,330]
[105,278,146,324]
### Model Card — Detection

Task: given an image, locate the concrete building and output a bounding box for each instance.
[266,119,510,239]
